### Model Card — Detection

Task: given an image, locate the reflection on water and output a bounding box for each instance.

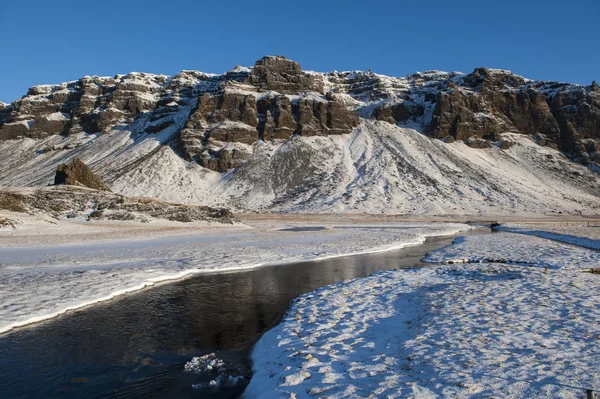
[0,229,490,398]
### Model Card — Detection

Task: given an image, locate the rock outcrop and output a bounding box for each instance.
[366,68,600,164]
[426,69,599,160]
[177,57,359,172]
[0,186,236,224]
[247,56,323,94]
[54,159,111,191]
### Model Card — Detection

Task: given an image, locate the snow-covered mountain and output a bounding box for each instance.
[1,56,599,215]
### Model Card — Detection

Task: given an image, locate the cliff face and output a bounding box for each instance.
[0,55,598,174]
[420,68,600,164]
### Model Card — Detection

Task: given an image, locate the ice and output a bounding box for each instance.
[247,229,600,398]
[185,353,245,390]
[185,353,226,374]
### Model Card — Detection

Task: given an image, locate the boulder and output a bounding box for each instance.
[465,137,493,149]
[497,139,514,150]
[54,159,111,191]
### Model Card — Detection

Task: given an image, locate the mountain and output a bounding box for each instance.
[1,56,599,215]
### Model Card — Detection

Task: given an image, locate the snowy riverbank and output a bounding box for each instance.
[246,231,600,398]
[0,221,468,334]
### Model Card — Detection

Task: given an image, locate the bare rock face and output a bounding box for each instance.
[430,83,561,142]
[247,56,323,94]
[551,86,600,155]
[175,58,360,172]
[294,93,360,136]
[372,101,425,124]
[421,68,599,161]
[258,94,297,140]
[365,67,600,163]
[54,159,111,191]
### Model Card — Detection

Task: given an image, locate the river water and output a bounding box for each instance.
[0,228,490,398]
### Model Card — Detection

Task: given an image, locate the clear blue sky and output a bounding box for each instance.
[1,0,598,103]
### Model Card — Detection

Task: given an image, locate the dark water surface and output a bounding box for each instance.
[0,228,490,398]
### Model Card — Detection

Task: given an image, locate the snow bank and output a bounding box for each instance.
[423,232,600,270]
[0,223,466,335]
[498,224,600,251]
[247,232,600,398]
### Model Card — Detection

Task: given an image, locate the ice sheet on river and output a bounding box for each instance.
[247,231,600,398]
[0,223,465,334]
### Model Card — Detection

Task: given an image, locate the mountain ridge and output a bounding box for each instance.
[0,56,599,216]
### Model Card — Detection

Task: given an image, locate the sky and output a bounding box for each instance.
[0,0,598,103]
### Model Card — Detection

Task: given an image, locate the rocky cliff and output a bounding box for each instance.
[2,56,597,166]
[0,56,599,215]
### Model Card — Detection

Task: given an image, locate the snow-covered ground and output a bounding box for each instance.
[0,220,467,335]
[247,231,600,398]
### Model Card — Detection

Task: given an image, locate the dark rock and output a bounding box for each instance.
[247,56,322,94]
[430,85,560,142]
[372,101,425,124]
[54,159,111,191]
[464,137,492,149]
[0,121,32,140]
[550,87,600,153]
[293,95,359,136]
[533,133,549,147]
[497,139,514,149]
[463,67,526,91]
[258,95,297,140]
[185,92,258,144]
[198,148,247,172]
[80,108,124,133]
[430,89,501,140]
[30,113,71,136]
